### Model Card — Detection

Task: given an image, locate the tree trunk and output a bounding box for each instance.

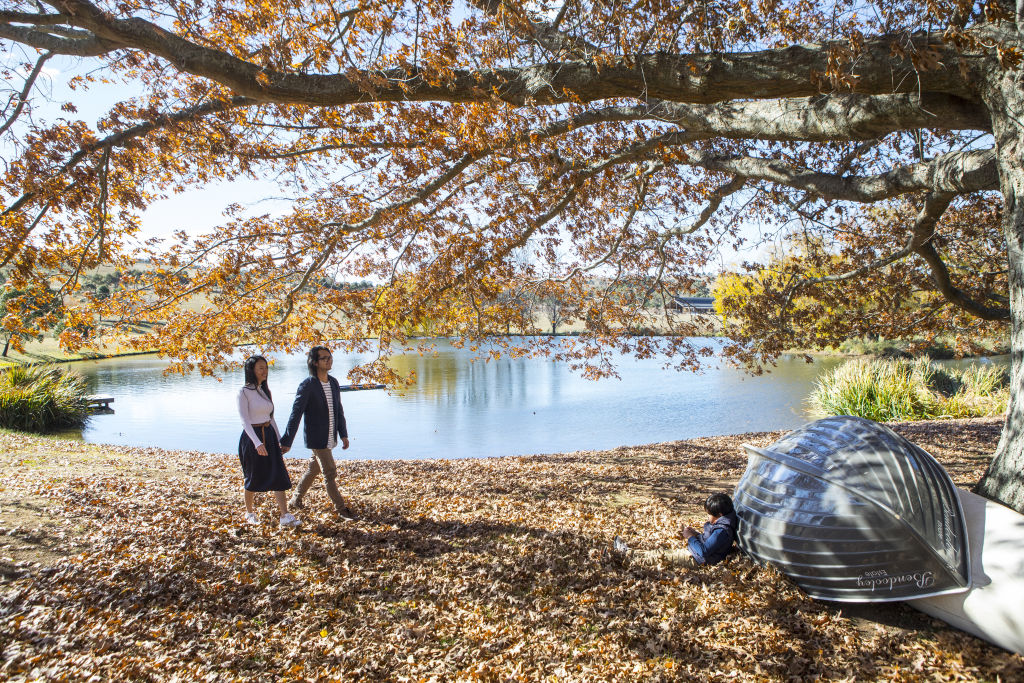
[976,68,1024,514]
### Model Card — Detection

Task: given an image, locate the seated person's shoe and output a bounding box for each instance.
[613,536,630,554]
[279,512,301,528]
[244,512,260,525]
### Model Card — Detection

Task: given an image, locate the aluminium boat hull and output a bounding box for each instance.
[733,416,970,602]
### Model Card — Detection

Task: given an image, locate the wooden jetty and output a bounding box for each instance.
[338,383,386,392]
[86,395,115,410]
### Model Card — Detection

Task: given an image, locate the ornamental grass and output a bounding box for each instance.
[809,357,1009,422]
[0,364,90,432]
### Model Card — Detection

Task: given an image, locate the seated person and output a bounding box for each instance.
[625,492,740,568]
[681,493,739,566]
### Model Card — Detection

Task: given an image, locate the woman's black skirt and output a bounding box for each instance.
[238,424,292,492]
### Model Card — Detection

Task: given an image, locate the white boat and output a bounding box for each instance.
[907,487,1024,654]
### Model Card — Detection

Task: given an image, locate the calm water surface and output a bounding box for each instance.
[73,340,849,459]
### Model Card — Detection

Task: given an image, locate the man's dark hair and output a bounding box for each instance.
[704,493,734,517]
[307,345,331,375]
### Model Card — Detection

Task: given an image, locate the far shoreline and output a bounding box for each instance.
[1,331,1010,371]
[18,414,1007,465]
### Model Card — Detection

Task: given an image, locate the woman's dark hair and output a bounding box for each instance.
[243,355,271,401]
[704,493,734,517]
[307,345,331,375]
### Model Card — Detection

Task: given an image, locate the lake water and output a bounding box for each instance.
[70,339,853,459]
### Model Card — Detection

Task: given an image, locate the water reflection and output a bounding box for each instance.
[66,340,987,460]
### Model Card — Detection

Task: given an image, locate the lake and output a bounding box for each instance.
[68,339,855,459]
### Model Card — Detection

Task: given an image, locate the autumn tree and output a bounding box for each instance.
[0,279,60,357]
[2,1,1024,510]
[713,202,1007,357]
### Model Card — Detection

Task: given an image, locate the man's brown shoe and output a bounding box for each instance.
[288,497,304,511]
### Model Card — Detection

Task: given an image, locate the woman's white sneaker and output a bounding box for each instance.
[244,511,260,525]
[279,512,301,528]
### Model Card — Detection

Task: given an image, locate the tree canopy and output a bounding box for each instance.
[2,0,1024,510]
[712,200,1007,361]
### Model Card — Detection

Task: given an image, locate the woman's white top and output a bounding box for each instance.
[321,380,337,449]
[237,385,281,448]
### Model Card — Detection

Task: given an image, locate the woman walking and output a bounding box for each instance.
[237,355,300,528]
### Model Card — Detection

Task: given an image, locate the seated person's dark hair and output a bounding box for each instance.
[704,493,734,517]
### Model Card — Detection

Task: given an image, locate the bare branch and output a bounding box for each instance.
[663,175,746,238]
[3,95,257,218]
[0,50,52,137]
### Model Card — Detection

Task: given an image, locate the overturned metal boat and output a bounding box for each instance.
[734,416,970,602]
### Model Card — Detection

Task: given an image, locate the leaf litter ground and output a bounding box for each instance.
[1,418,1021,681]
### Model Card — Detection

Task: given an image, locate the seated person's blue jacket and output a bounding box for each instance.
[686,511,739,565]
[280,376,348,449]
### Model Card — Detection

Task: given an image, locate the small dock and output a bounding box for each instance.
[338,383,386,392]
[87,395,115,411]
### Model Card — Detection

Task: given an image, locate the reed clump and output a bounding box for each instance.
[808,357,1009,422]
[0,364,90,432]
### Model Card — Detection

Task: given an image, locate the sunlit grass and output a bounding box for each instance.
[0,364,90,432]
[808,357,1009,422]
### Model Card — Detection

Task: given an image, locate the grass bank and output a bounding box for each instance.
[1,422,1021,680]
[809,357,1009,422]
[0,336,158,368]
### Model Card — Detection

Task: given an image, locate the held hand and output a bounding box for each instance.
[256,444,268,457]
[681,526,696,540]
[342,437,350,450]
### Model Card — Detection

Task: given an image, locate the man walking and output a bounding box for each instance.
[281,345,355,519]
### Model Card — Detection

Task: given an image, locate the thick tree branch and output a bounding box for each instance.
[915,236,1012,322]
[647,93,990,138]
[678,148,998,202]
[35,2,980,106]
[0,18,121,56]
[0,11,71,25]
